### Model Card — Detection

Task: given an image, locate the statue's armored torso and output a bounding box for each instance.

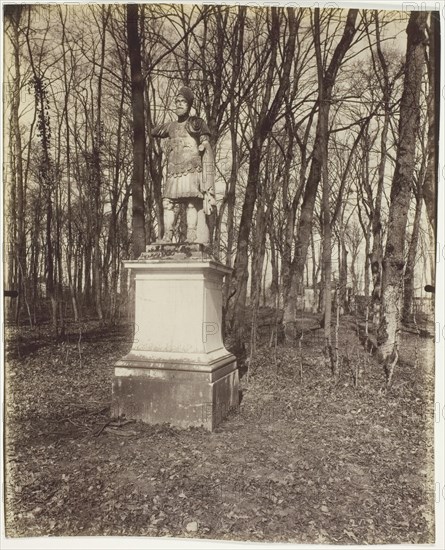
[165,121,202,199]
[168,121,201,176]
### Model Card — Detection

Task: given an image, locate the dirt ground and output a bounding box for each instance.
[4,315,435,543]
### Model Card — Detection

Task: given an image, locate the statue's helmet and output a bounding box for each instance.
[177,86,194,107]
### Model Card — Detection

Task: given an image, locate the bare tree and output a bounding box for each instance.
[283,9,359,340]
[226,7,298,350]
[127,4,146,259]
[377,11,428,385]
[422,12,439,234]
[5,6,27,323]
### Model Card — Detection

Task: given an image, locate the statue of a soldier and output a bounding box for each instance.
[152,86,216,245]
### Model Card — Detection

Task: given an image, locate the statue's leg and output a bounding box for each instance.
[162,198,174,242]
[172,201,181,240]
[186,201,198,242]
[196,200,210,245]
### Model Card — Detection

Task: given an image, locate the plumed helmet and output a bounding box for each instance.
[177,86,194,106]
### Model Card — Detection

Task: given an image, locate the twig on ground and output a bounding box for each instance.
[104,427,138,437]
[110,419,135,427]
[94,421,112,437]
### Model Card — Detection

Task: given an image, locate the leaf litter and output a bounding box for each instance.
[4,317,435,542]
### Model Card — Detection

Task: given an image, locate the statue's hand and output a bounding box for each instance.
[198,141,210,153]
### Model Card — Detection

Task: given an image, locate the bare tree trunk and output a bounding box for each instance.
[377,11,427,384]
[284,9,359,341]
[314,7,333,368]
[90,6,111,321]
[6,7,26,324]
[216,7,246,269]
[423,13,439,234]
[369,12,391,327]
[268,220,280,307]
[339,234,348,314]
[25,10,59,330]
[250,196,267,356]
[356,192,372,305]
[227,8,297,349]
[119,194,130,314]
[59,7,78,322]
[311,230,319,313]
[403,190,423,322]
[127,4,146,258]
[250,155,278,353]
[280,120,299,297]
[5,143,17,322]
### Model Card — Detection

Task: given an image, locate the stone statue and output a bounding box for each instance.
[152,86,216,245]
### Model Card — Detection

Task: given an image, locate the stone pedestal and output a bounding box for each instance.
[112,244,239,430]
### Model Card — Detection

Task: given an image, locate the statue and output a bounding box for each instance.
[114,88,239,431]
[152,86,216,245]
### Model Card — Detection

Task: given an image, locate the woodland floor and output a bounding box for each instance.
[4,314,435,543]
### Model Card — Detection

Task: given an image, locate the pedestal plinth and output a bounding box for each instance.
[112,244,239,430]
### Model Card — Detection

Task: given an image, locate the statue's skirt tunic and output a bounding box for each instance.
[153,120,204,200]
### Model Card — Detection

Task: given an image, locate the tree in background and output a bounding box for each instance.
[283,9,359,341]
[377,11,428,386]
[127,4,146,259]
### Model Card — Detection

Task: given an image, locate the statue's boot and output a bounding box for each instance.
[196,206,209,245]
[186,201,198,243]
[187,200,209,245]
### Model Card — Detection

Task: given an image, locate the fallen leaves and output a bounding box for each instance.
[4,319,435,543]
